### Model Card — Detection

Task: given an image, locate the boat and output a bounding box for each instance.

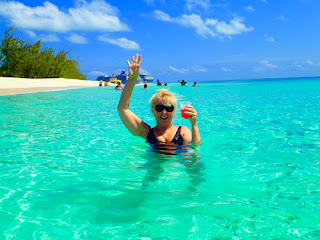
[96,70,153,84]
[108,76,122,84]
[140,74,154,83]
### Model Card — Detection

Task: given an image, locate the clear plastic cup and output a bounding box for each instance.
[180,101,191,118]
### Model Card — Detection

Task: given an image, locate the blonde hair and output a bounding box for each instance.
[150,89,177,111]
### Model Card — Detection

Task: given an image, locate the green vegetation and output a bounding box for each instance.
[0,27,87,79]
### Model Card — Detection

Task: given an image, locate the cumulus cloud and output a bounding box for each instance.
[214,17,253,35]
[143,0,165,5]
[25,30,60,42]
[221,67,232,72]
[169,65,207,73]
[169,66,190,73]
[265,35,275,42]
[260,60,278,68]
[139,68,151,75]
[154,10,173,22]
[306,60,320,67]
[40,33,61,42]
[154,10,253,38]
[97,36,140,50]
[89,71,106,76]
[25,30,37,39]
[191,66,208,72]
[244,6,255,12]
[279,15,288,21]
[0,0,129,33]
[185,0,211,11]
[65,33,88,44]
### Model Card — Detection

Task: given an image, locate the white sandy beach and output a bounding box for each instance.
[0,77,116,96]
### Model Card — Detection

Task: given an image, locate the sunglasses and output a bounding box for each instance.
[155,105,175,112]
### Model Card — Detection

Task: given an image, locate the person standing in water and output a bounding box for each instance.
[115,81,123,90]
[117,54,201,144]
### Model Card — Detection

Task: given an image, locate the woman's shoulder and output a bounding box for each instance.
[180,125,191,132]
[180,125,192,142]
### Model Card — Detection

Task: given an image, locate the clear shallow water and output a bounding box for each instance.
[1,78,320,239]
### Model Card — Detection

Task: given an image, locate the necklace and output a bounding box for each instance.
[157,125,173,134]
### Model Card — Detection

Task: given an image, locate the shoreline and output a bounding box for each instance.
[0,77,116,96]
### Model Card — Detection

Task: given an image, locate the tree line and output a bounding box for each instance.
[0,27,86,79]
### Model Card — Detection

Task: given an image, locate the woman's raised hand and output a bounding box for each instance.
[127,54,141,76]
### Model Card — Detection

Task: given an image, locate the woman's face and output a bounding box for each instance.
[152,98,175,125]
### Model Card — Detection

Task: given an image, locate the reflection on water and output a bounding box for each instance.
[141,143,206,192]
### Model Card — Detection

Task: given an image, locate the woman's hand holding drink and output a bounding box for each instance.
[180,101,191,118]
[180,101,198,126]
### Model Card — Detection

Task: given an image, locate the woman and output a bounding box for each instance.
[115,81,123,90]
[117,54,201,144]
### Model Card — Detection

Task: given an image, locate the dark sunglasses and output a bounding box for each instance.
[155,105,175,112]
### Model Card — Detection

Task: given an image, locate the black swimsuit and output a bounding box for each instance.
[146,126,184,145]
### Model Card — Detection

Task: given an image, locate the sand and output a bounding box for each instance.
[0,77,116,96]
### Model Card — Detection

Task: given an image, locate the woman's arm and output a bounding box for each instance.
[117,54,150,137]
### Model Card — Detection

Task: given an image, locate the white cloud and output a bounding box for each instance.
[279,15,288,21]
[154,10,253,38]
[260,60,278,68]
[25,30,37,39]
[185,0,211,11]
[143,0,165,5]
[169,66,190,73]
[168,65,207,73]
[265,35,275,42]
[191,66,208,72]
[25,31,60,42]
[179,14,217,37]
[154,10,173,22]
[221,67,232,72]
[139,68,150,75]
[244,6,255,12]
[40,33,61,42]
[65,33,88,44]
[89,71,106,76]
[214,17,253,35]
[0,0,129,33]
[295,64,304,70]
[306,60,320,66]
[97,36,140,50]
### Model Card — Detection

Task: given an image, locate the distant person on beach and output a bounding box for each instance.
[117,54,201,145]
[144,81,148,89]
[99,80,103,87]
[157,79,162,86]
[115,81,123,90]
[178,80,187,86]
[164,82,168,86]
[104,81,109,86]
[193,82,199,87]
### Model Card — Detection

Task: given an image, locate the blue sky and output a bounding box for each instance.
[0,0,320,82]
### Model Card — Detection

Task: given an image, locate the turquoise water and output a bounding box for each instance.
[1,78,320,239]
